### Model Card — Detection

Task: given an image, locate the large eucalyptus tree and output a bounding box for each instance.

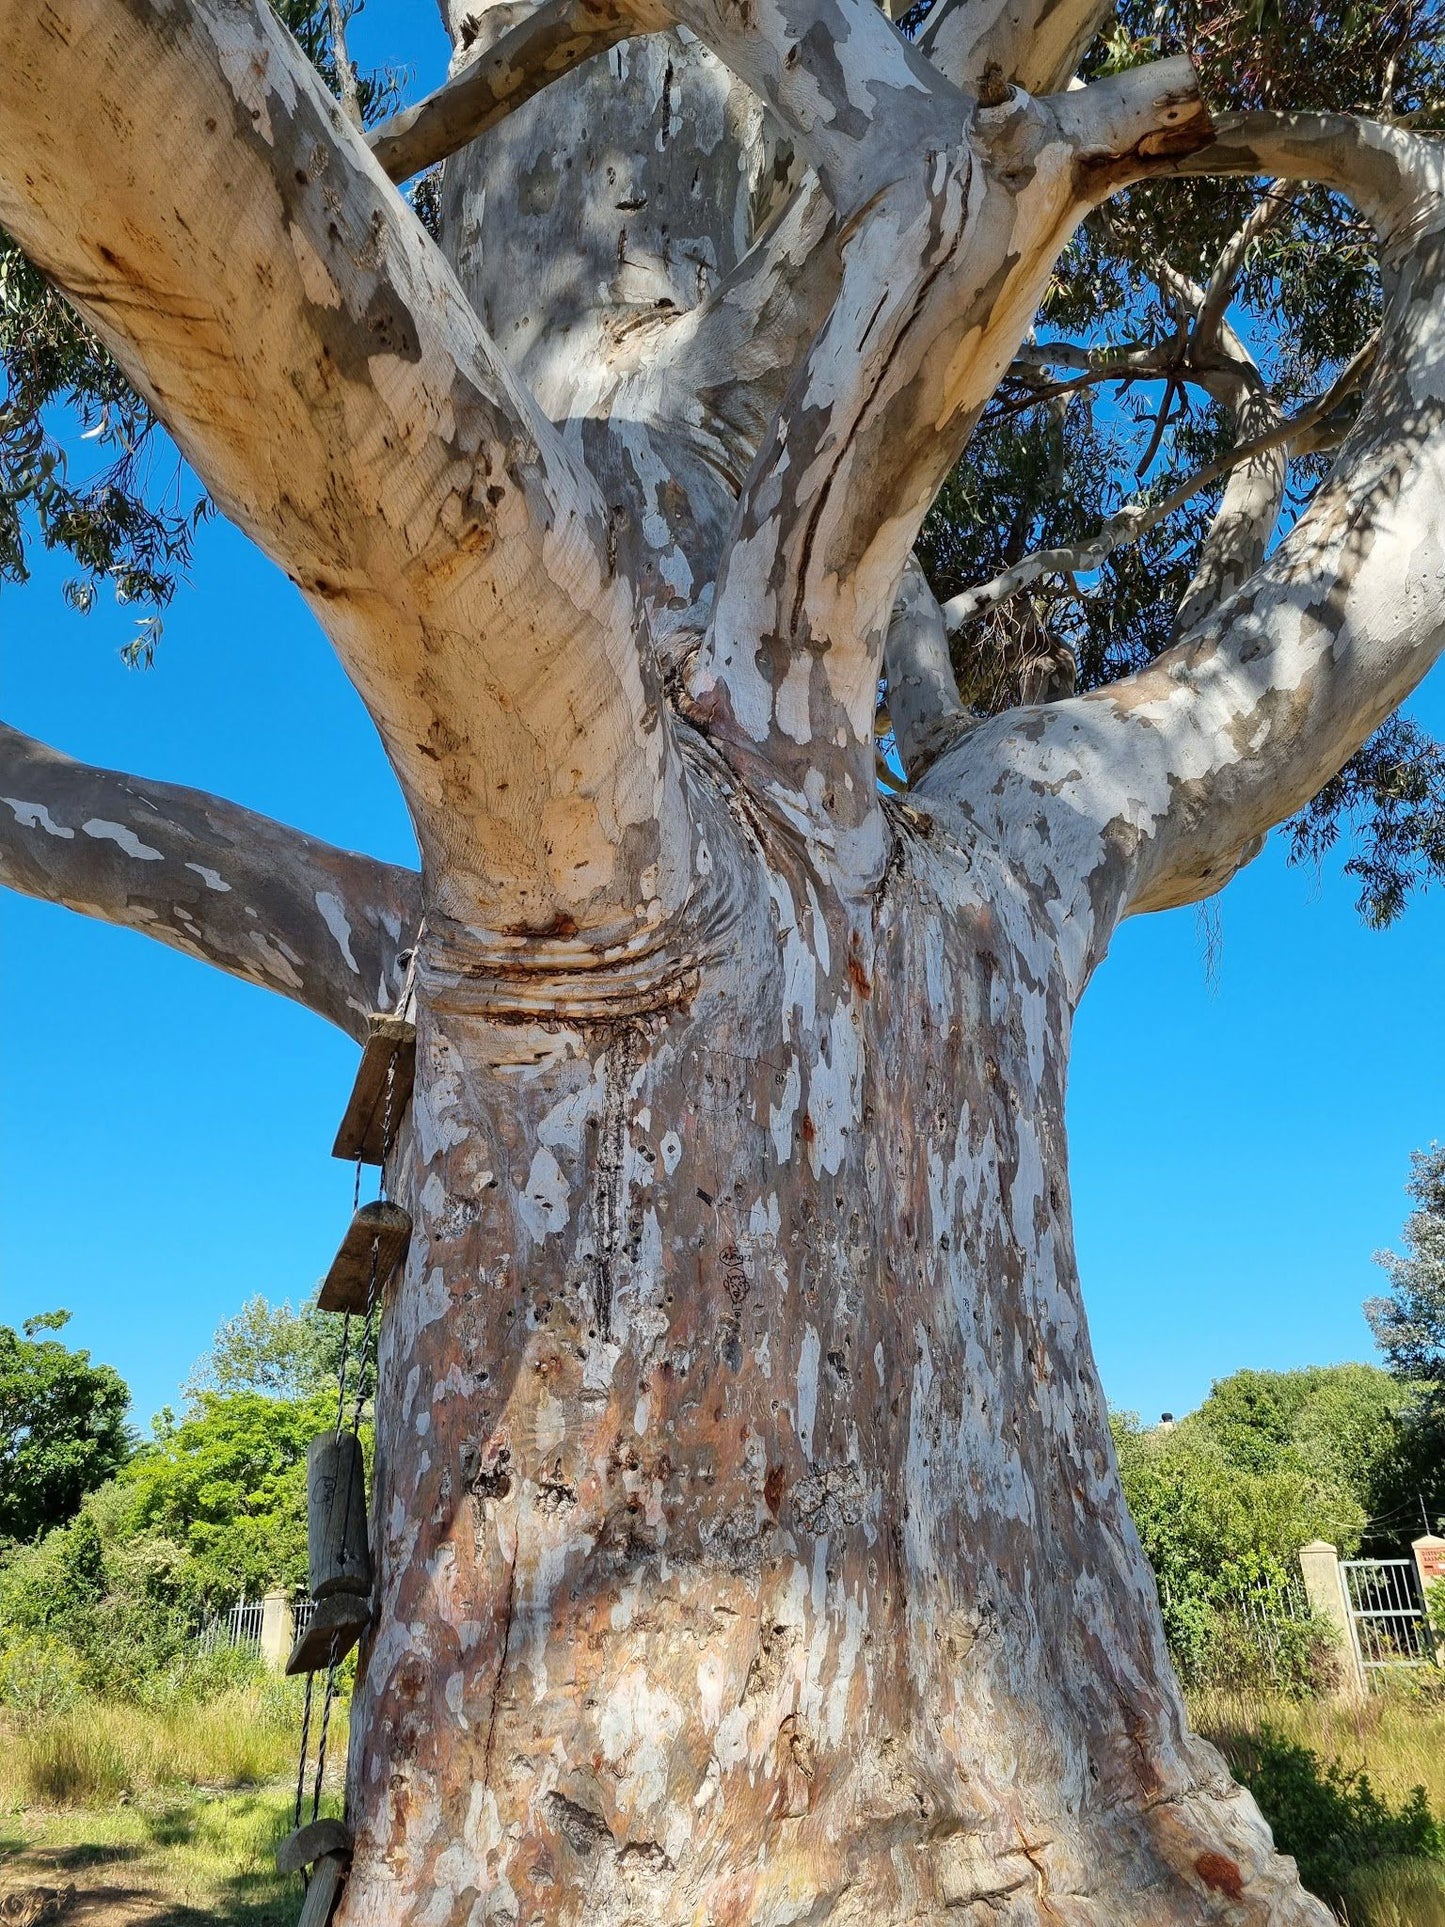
[1,0,1442,1914]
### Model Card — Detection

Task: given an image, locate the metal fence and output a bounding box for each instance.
[1218,1574,1316,1687]
[1340,1558,1432,1672]
[1230,1575,1312,1679]
[199,1592,314,1654]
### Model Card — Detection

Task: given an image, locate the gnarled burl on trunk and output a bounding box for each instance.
[3,0,1444,1916]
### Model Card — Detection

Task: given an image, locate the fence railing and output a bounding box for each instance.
[199,1591,314,1656]
[1340,1558,1432,1671]
[1223,1574,1313,1687]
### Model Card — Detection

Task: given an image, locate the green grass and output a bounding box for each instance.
[1,1786,315,1927]
[0,1691,346,1927]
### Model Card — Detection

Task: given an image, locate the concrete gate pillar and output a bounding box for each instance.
[1298,1540,1366,1699]
[259,1586,295,1672]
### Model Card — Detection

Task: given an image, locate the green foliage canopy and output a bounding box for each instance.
[1370,1146,1445,1391]
[1112,1361,1434,1682]
[0,1292,363,1702]
[0,1311,131,1546]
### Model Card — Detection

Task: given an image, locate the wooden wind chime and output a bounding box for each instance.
[275,978,418,1926]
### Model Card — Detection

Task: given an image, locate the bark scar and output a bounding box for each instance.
[482,1555,518,1786]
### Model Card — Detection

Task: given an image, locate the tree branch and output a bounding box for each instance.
[920,0,1113,99]
[925,118,1445,979]
[328,0,365,130]
[683,54,1209,862]
[883,560,970,779]
[938,345,1368,634]
[0,0,693,952]
[0,725,419,1038]
[634,0,1119,650]
[1195,183,1300,351]
[367,0,648,182]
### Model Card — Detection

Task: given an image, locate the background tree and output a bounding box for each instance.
[1192,1362,1439,1547]
[4,0,1445,1919]
[184,1293,345,1405]
[1366,1145,1445,1532]
[1113,1361,1442,1686]
[121,1389,340,1606]
[1370,1145,1445,1388]
[0,1312,131,1546]
[0,1295,367,1703]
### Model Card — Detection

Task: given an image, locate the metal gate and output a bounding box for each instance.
[1340,1558,1432,1675]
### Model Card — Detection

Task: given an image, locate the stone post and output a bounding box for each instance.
[1298,1540,1366,1699]
[259,1586,295,1672]
[1411,1535,1445,1664]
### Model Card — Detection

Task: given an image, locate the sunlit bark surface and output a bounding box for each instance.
[2,0,1443,1918]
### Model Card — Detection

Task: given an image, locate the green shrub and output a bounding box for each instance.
[1228,1725,1445,1908]
[0,1634,85,1719]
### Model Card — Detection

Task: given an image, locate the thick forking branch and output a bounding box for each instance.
[0,0,694,958]
[926,115,1445,964]
[618,0,1119,628]
[366,0,655,182]
[0,724,419,1039]
[382,0,1121,680]
[669,12,1210,862]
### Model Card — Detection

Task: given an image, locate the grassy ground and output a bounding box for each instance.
[3,1685,1444,1923]
[0,1690,345,1927]
[1191,1685,1445,1925]
[1191,1684,1445,1815]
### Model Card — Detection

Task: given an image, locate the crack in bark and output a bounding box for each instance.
[481,1555,518,1789]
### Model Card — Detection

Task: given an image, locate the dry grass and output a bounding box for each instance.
[1339,1860,1445,1927]
[1191,1684,1445,1925]
[1190,1683,1445,1815]
[0,1693,346,1927]
[0,1688,345,1810]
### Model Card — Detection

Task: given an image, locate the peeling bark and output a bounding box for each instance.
[0,0,692,946]
[0,0,1440,1918]
[0,724,417,1037]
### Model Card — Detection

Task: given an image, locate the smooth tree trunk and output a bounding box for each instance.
[3,0,1445,1919]
[357,814,1322,1925]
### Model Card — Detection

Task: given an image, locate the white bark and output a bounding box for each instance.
[1,0,1440,1919]
[0,0,693,950]
[0,724,417,1037]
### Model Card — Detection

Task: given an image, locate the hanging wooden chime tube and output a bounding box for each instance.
[307,1430,371,1599]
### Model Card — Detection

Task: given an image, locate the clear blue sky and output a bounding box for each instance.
[2,0,1442,1434]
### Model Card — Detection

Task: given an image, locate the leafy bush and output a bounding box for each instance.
[1225,1726,1445,1908]
[0,1633,85,1719]
[1112,1412,1348,1688]
[1427,1581,1445,1651]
